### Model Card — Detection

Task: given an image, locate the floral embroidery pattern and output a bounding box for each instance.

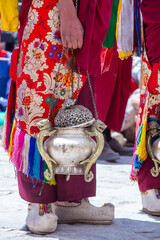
[47,7,60,31]
[15,0,86,137]
[23,38,48,82]
[23,9,39,40]
[33,0,44,8]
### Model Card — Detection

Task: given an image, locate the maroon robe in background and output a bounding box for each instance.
[95,44,132,132]
[77,0,113,76]
[18,0,32,47]
[16,0,112,203]
[141,0,160,66]
[137,1,160,192]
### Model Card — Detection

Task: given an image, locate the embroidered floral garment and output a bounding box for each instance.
[130,50,160,181]
[4,0,86,184]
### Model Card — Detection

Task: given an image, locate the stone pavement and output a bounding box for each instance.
[0,145,160,240]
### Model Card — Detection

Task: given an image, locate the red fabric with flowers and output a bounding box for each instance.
[15,0,86,137]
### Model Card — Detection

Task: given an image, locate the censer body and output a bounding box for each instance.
[44,127,96,175]
[37,101,107,182]
[152,138,160,161]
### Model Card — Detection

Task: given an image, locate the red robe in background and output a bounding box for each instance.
[95,44,132,132]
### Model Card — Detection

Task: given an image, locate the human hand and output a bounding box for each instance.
[59,0,84,49]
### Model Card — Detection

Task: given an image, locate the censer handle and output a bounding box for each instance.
[80,120,107,182]
[146,129,160,177]
[36,119,58,181]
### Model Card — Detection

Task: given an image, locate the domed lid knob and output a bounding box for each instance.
[54,99,94,128]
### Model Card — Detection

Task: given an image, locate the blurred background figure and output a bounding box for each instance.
[121,55,141,145]
[0,32,12,112]
[1,31,17,52]
[95,44,134,161]
[94,0,135,161]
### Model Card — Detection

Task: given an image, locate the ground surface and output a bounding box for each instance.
[0,146,160,240]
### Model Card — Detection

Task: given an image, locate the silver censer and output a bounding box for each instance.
[37,99,107,182]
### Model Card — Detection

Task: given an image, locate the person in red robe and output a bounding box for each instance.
[95,43,133,161]
[131,0,160,215]
[3,0,114,234]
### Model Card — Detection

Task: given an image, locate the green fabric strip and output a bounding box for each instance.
[103,0,119,48]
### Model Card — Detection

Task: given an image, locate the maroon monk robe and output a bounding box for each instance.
[77,0,113,76]
[95,44,132,132]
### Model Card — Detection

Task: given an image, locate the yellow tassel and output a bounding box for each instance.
[48,175,56,186]
[118,51,133,60]
[8,120,16,157]
[115,0,121,40]
[0,0,19,32]
[136,118,148,161]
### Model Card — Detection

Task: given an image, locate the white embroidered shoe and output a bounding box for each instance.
[26,203,58,234]
[53,199,114,225]
[141,189,160,215]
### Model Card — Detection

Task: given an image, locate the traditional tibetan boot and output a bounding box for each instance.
[26,203,58,234]
[108,138,133,156]
[98,141,120,161]
[53,199,114,225]
[141,189,160,215]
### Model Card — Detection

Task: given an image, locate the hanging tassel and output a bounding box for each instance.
[43,161,56,185]
[8,120,16,156]
[115,0,121,39]
[22,134,30,174]
[32,142,41,180]
[16,129,25,171]
[11,127,21,166]
[118,50,133,60]
[135,118,147,161]
[103,0,119,49]
[48,175,56,185]
[7,124,56,185]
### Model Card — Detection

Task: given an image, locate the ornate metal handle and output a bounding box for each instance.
[36,119,57,181]
[80,120,107,182]
[146,127,160,177]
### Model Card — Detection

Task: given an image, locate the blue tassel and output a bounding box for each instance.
[28,137,36,177]
[134,154,142,169]
[32,142,41,180]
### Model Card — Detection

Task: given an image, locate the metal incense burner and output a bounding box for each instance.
[37,99,107,182]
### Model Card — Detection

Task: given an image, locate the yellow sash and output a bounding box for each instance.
[0,0,18,32]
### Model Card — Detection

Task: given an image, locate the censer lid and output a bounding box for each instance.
[54,99,95,128]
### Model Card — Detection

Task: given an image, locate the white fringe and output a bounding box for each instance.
[22,133,30,174]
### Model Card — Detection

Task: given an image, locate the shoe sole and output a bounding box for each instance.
[58,219,113,225]
[143,207,160,216]
[27,226,55,235]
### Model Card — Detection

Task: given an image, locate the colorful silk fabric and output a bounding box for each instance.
[0,0,18,32]
[116,0,134,59]
[3,0,86,185]
[103,0,134,60]
[103,0,119,49]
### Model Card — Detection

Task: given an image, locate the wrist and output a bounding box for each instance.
[59,0,76,15]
